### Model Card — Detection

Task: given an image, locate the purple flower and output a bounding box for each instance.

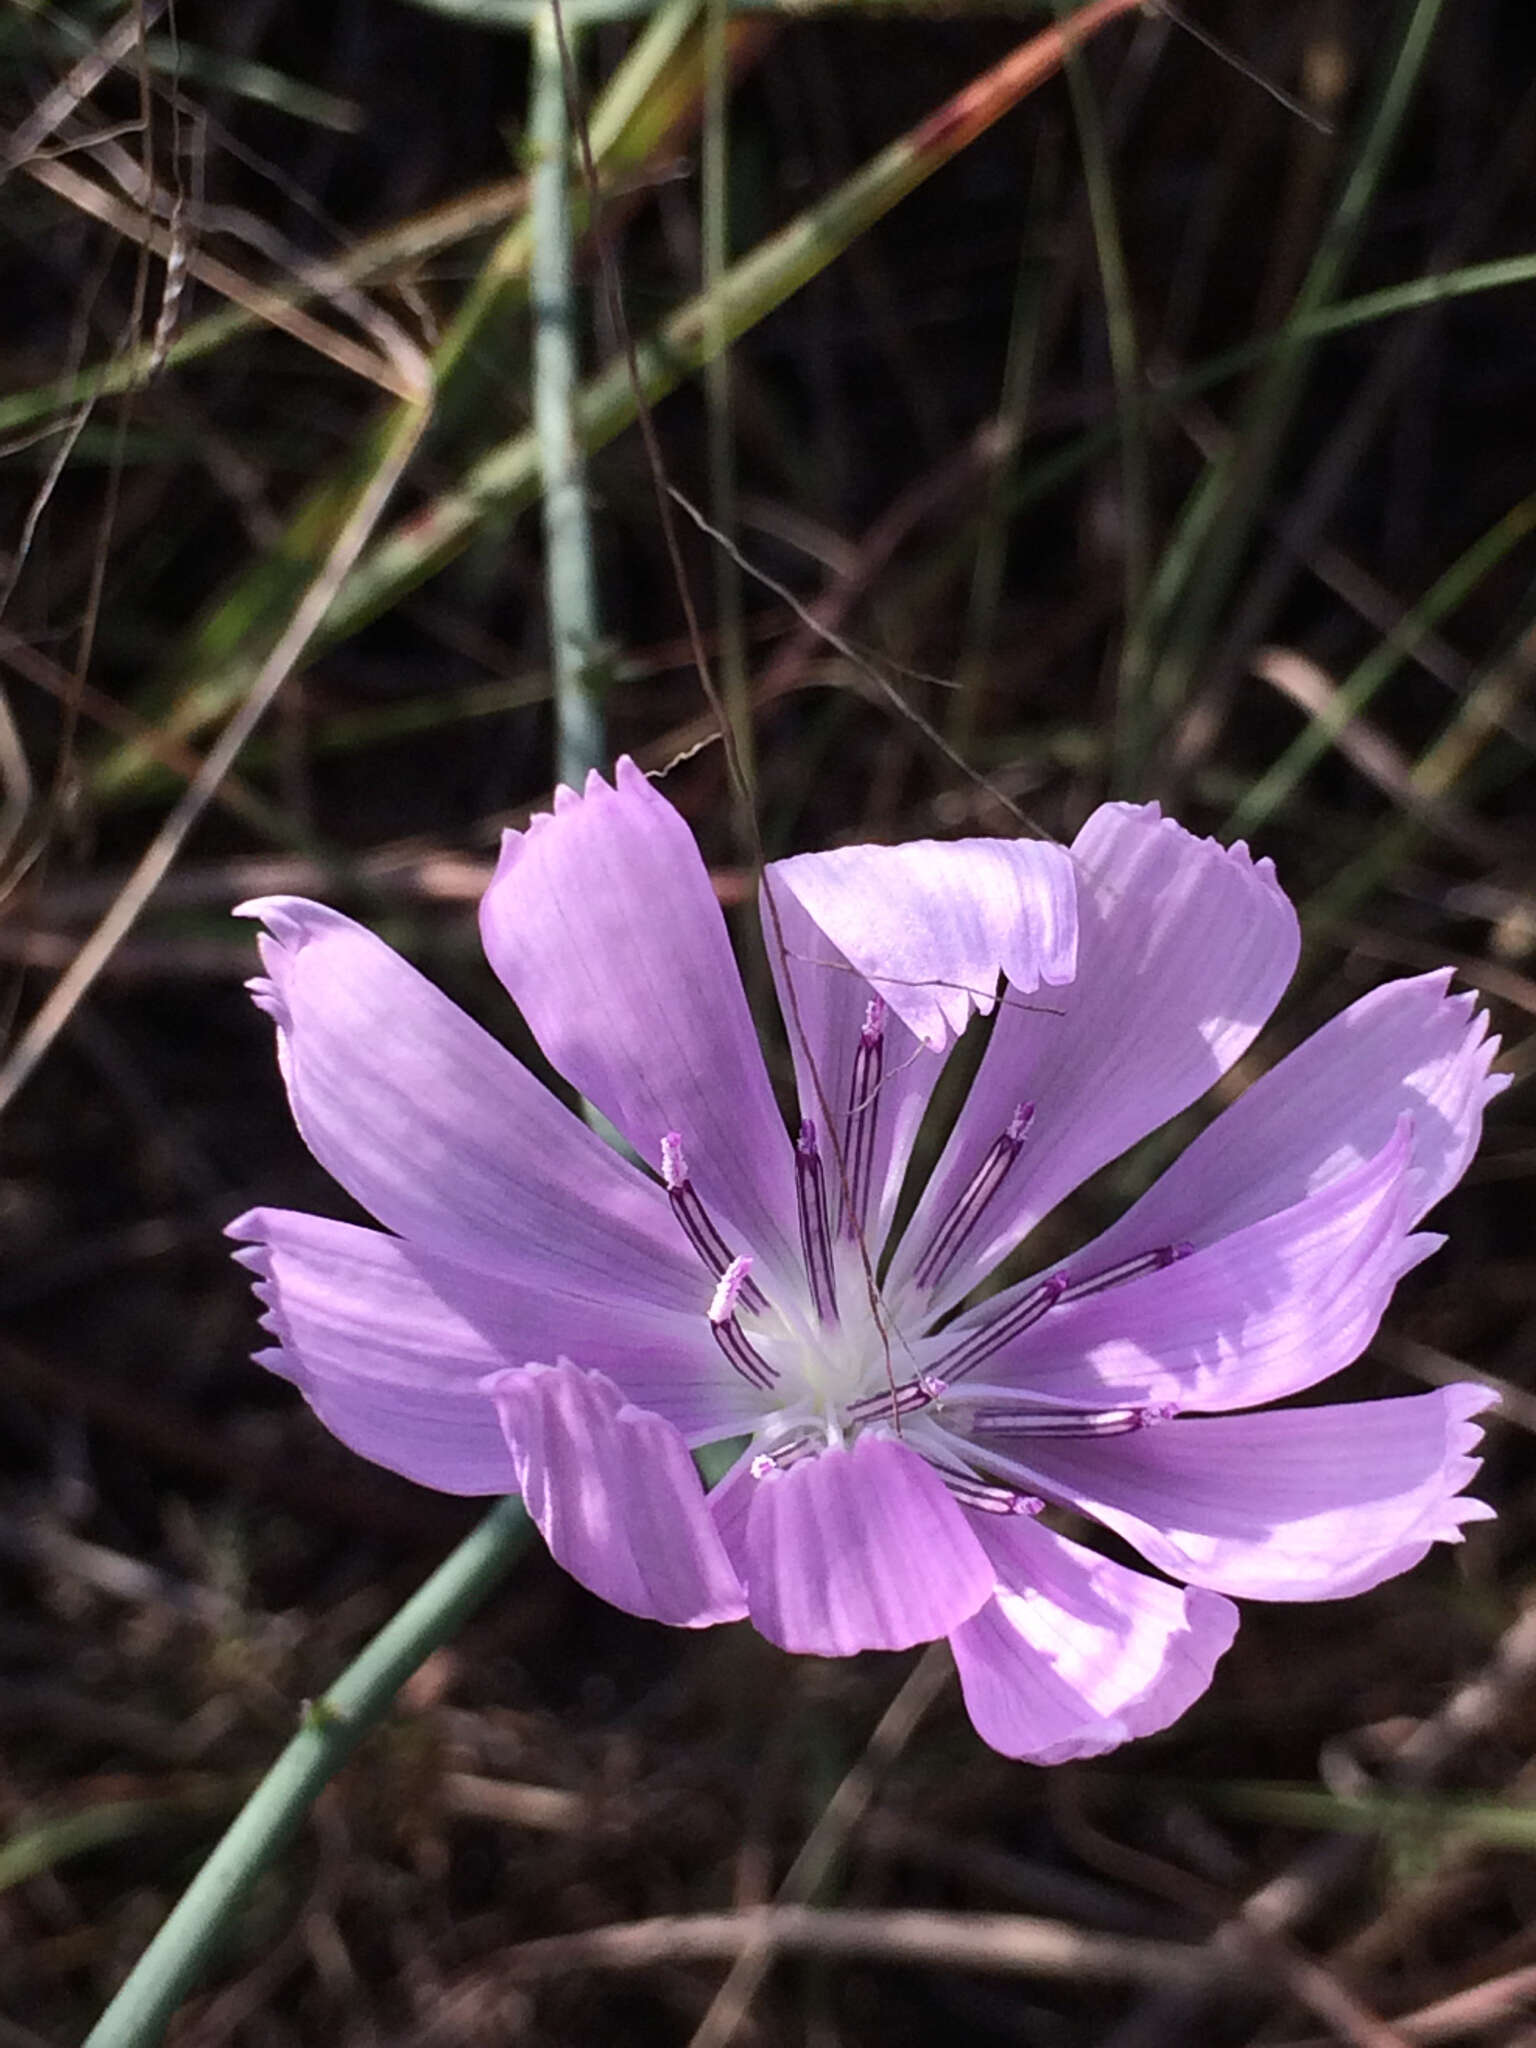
[230,760,1500,1764]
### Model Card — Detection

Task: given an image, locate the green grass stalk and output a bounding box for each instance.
[532,6,605,787]
[82,1500,531,2048]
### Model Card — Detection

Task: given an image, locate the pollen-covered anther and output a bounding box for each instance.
[912,1101,1035,1292]
[795,1119,839,1323]
[709,1255,755,1326]
[661,1128,768,1313]
[707,1255,776,1391]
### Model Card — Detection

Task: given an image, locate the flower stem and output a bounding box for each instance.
[532,3,605,788]
[83,1497,531,2048]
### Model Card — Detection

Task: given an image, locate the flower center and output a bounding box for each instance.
[658,1009,1194,1513]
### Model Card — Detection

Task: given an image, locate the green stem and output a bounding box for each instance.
[323,0,1143,640]
[83,1498,531,2048]
[532,5,605,787]
[90,0,718,804]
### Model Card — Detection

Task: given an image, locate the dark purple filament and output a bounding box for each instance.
[929,1273,1066,1384]
[911,1102,1035,1293]
[1054,1241,1194,1304]
[940,1472,1043,1517]
[661,1130,768,1313]
[709,1261,778,1391]
[838,998,885,1241]
[961,1399,1177,1439]
[796,1120,839,1323]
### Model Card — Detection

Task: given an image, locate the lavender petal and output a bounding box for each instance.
[229,1207,760,1447]
[950,1517,1238,1764]
[760,879,945,1259]
[485,1360,747,1628]
[480,759,800,1287]
[889,804,1299,1315]
[1074,970,1505,1273]
[996,1386,1496,1601]
[766,833,1077,1052]
[954,1116,1431,1412]
[742,1433,994,1655]
[235,895,697,1306]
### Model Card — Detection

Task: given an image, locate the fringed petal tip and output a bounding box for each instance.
[235,899,355,1025]
[987,1589,1241,1768]
[765,830,1078,1052]
[1440,1382,1499,1538]
[232,894,334,943]
[478,749,799,1282]
[244,976,286,1023]
[1097,800,1286,896]
[225,1218,286,1304]
[493,760,648,865]
[253,1342,306,1390]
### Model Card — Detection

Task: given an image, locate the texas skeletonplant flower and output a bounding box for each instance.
[231,762,1499,1763]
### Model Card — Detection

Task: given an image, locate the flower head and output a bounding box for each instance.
[231,760,1501,1763]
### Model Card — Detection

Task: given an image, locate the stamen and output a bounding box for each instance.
[661,1129,768,1312]
[929,1272,1066,1384]
[845,1374,941,1423]
[708,1253,776,1389]
[839,997,886,1240]
[796,1120,839,1323]
[709,1255,754,1325]
[749,1429,822,1478]
[710,1314,777,1391]
[1054,1241,1194,1305]
[942,1473,1045,1517]
[911,1103,1034,1293]
[964,1400,1178,1439]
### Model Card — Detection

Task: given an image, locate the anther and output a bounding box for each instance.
[1054,1240,1194,1306]
[709,1255,755,1325]
[963,1400,1178,1439]
[912,1103,1034,1292]
[795,1120,839,1323]
[707,1257,776,1389]
[929,1272,1066,1384]
[942,1473,1045,1517]
[749,1430,821,1478]
[838,998,886,1240]
[661,1129,768,1312]
[845,1375,940,1423]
